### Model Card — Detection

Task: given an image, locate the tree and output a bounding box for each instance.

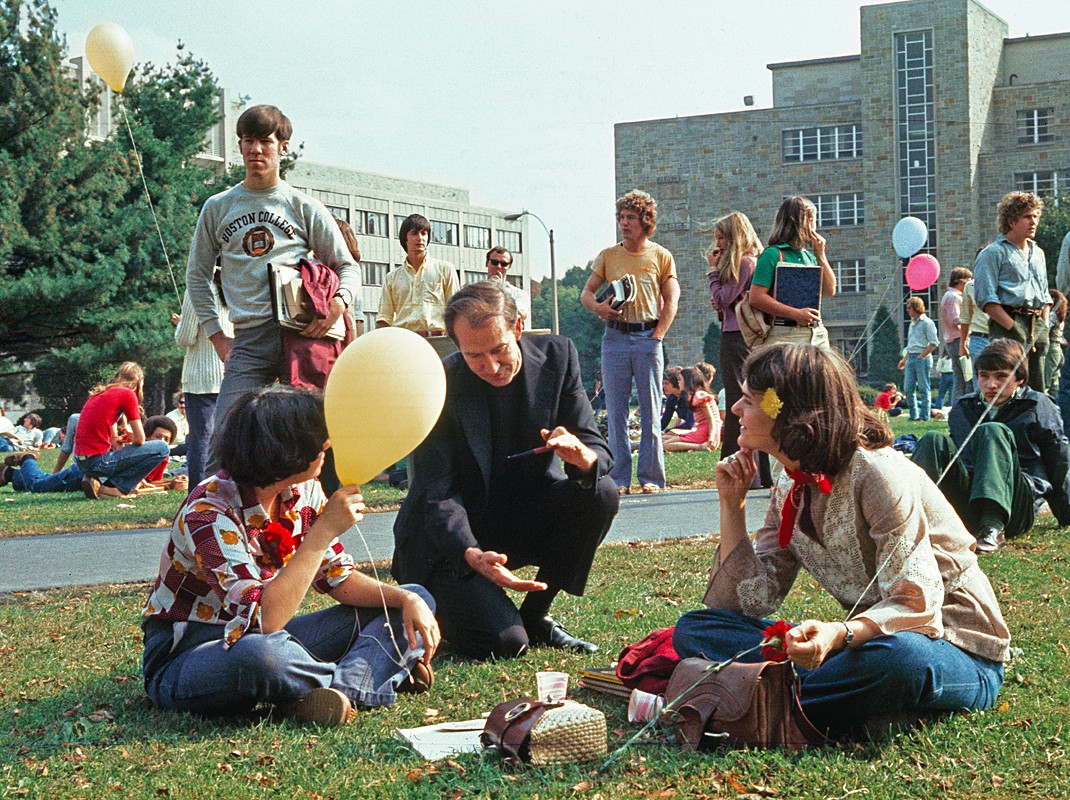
[867,304,902,387]
[0,1,227,414]
[1036,198,1070,290]
[531,265,604,391]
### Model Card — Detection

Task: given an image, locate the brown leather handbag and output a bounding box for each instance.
[663,658,827,750]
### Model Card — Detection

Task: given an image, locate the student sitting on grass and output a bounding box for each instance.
[141,385,439,726]
[132,416,188,494]
[663,365,722,452]
[913,339,1070,554]
[674,343,1009,739]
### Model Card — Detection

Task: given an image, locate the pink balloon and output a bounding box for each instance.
[906,253,940,291]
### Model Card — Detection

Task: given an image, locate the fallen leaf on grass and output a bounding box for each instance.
[117,503,136,508]
[424,708,440,718]
[612,609,640,619]
[86,709,113,723]
[572,781,592,792]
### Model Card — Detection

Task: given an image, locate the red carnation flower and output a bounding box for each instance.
[760,619,793,663]
[260,520,297,568]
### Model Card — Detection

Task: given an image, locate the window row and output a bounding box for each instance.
[364,262,525,288]
[1015,170,1070,199]
[315,209,521,251]
[782,124,862,162]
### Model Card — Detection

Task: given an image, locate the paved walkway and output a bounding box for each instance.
[0,488,771,593]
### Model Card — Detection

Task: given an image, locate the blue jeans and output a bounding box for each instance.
[0,439,13,453]
[76,440,171,495]
[601,327,665,488]
[968,335,989,391]
[1057,343,1070,434]
[10,456,83,493]
[184,392,217,488]
[673,608,1003,737]
[903,353,933,420]
[936,372,954,407]
[142,585,434,714]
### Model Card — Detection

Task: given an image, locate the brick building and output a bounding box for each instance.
[614,0,1070,373]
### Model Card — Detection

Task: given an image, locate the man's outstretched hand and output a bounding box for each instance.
[541,426,597,476]
[464,547,548,592]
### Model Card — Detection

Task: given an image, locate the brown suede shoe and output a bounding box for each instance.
[397,661,435,695]
[4,453,34,468]
[279,687,355,727]
[81,475,100,500]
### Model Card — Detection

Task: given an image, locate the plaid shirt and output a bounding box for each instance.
[142,473,355,648]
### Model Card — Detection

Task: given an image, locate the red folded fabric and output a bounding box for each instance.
[615,626,680,695]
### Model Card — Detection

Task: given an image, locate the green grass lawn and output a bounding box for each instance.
[1,516,1068,799]
[0,415,953,538]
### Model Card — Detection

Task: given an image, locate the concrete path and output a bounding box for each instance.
[0,488,770,593]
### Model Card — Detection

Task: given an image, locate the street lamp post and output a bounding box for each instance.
[504,210,558,335]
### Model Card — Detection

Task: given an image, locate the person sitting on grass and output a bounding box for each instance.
[660,366,693,432]
[874,383,905,417]
[13,413,44,451]
[663,366,721,452]
[141,385,439,726]
[913,339,1070,554]
[673,343,1009,739]
[131,416,188,494]
[73,362,171,500]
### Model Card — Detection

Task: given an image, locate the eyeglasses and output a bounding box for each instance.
[488,258,511,268]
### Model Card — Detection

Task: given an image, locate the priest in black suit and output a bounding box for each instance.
[392,281,619,658]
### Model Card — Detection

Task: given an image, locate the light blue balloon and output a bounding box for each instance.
[892,217,929,258]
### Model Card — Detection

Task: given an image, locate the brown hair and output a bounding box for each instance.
[949,267,972,287]
[444,281,519,342]
[906,296,926,315]
[235,105,292,142]
[996,191,1043,234]
[975,339,1029,384]
[694,361,716,385]
[398,214,431,249]
[663,365,683,389]
[486,246,512,265]
[768,196,818,251]
[616,190,657,236]
[334,217,361,262]
[743,343,892,475]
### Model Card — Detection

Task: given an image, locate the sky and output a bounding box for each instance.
[51,0,1070,281]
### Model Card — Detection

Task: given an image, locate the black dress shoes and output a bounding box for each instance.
[525,615,599,655]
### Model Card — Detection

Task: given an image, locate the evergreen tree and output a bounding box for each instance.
[1035,198,1070,290]
[532,265,604,392]
[0,0,227,413]
[868,304,902,387]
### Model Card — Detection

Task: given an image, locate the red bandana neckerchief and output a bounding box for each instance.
[778,469,832,549]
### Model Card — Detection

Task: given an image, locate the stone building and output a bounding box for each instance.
[614,0,1070,374]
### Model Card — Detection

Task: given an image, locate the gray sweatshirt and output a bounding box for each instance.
[186,180,360,336]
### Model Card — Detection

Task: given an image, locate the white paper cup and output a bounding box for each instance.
[536,671,569,702]
[628,689,665,723]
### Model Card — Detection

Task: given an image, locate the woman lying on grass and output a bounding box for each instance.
[674,343,1010,738]
[141,385,439,726]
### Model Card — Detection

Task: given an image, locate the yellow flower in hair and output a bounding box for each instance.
[760,387,784,420]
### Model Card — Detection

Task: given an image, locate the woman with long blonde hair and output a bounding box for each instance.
[707,211,762,461]
[74,361,170,499]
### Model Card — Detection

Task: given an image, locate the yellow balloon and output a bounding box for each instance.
[324,327,447,486]
[85,23,134,93]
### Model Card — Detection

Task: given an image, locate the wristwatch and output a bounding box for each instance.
[333,289,352,308]
[840,621,855,649]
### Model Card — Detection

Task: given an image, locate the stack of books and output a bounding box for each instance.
[576,666,630,700]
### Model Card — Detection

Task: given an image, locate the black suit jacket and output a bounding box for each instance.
[392,334,612,585]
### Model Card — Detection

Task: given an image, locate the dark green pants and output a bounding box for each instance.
[989,310,1049,392]
[913,424,1034,538]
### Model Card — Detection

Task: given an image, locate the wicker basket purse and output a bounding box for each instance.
[482,697,607,765]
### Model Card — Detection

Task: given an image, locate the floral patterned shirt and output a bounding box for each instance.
[142,472,355,648]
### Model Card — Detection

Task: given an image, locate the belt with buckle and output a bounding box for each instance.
[414,329,448,338]
[606,319,658,333]
[1002,305,1043,317]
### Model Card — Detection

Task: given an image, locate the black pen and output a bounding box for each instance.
[506,445,553,460]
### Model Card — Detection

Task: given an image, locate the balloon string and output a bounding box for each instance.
[117,95,182,307]
[349,518,408,667]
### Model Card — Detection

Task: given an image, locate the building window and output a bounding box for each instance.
[895,30,937,256]
[782,124,862,162]
[811,193,864,227]
[430,220,459,246]
[465,224,491,250]
[358,210,388,237]
[463,270,485,285]
[833,259,865,293]
[498,230,522,253]
[1017,108,1054,145]
[830,326,868,378]
[364,311,377,330]
[325,204,349,222]
[1015,170,1070,199]
[361,261,388,287]
[506,274,522,289]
